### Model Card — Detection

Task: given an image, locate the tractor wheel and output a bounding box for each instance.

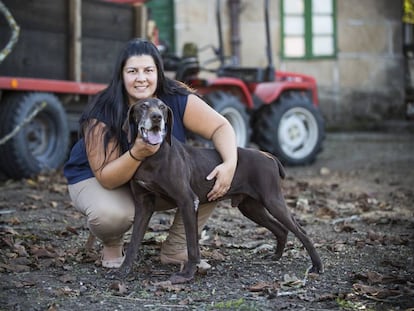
[0,92,69,179]
[252,93,324,165]
[203,91,250,147]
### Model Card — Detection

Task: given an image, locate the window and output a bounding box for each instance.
[281,0,336,59]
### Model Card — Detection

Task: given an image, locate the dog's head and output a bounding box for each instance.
[123,98,173,145]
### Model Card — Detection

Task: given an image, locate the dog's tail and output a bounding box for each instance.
[260,151,286,179]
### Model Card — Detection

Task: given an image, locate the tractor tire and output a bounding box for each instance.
[203,91,250,147]
[0,92,69,179]
[252,93,324,166]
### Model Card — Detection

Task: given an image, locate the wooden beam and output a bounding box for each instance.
[133,4,147,38]
[69,0,81,82]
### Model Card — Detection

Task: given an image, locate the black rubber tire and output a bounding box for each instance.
[203,91,251,147]
[0,92,69,179]
[252,93,325,166]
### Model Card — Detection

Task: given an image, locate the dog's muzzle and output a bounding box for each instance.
[140,125,165,145]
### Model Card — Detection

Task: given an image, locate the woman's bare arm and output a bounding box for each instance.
[85,120,159,189]
[183,94,238,201]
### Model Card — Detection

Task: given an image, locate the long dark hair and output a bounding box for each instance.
[80,38,193,160]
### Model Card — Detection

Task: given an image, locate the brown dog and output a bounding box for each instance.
[119,98,323,284]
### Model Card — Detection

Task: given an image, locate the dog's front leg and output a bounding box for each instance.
[117,191,154,280]
[169,197,200,284]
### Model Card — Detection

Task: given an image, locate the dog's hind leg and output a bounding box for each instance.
[238,197,288,260]
[263,195,323,274]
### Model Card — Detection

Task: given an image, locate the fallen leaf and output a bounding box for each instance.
[1,226,19,235]
[8,217,21,225]
[179,297,193,305]
[59,274,76,283]
[109,280,128,295]
[281,274,305,289]
[248,281,278,292]
[320,167,330,175]
[367,230,383,242]
[296,198,311,213]
[0,263,31,273]
[315,206,337,219]
[30,246,56,258]
[13,243,28,257]
[253,243,274,254]
[353,283,402,300]
[50,184,68,194]
[333,223,356,233]
[26,179,38,187]
[12,279,36,288]
[46,303,58,311]
[366,271,385,284]
[152,280,185,292]
[327,242,347,252]
[9,257,32,266]
[212,233,222,247]
[65,226,78,235]
[55,286,80,297]
[26,193,42,201]
[255,227,269,235]
[201,249,225,261]
[353,271,410,285]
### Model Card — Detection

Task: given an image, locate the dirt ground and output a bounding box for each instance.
[0,131,413,311]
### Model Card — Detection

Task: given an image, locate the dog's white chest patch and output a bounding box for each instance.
[137,180,149,188]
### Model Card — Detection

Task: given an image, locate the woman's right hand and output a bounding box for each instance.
[129,137,160,161]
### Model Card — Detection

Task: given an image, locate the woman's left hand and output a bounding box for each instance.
[206,162,236,201]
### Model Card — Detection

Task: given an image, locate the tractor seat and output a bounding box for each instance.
[217,66,275,83]
[175,57,200,82]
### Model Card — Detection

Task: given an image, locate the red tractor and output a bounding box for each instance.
[162,0,324,165]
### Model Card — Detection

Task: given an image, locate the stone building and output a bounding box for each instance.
[151,0,406,130]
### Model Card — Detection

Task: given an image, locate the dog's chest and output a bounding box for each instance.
[135,179,150,189]
[133,167,166,195]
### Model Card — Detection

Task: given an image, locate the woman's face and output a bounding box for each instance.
[123,54,158,105]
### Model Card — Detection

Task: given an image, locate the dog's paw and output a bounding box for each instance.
[307,264,324,274]
[169,272,194,284]
[263,252,283,261]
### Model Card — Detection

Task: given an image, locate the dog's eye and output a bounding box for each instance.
[140,102,149,109]
[159,104,166,110]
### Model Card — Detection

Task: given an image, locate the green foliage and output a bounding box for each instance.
[336,297,375,311]
[211,298,260,310]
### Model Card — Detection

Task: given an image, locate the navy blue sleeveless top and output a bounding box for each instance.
[63,93,188,185]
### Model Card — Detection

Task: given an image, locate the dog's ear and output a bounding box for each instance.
[122,104,136,144]
[166,106,174,145]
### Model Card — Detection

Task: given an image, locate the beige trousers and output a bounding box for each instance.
[68,177,216,252]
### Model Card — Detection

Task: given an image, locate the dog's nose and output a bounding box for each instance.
[150,112,162,123]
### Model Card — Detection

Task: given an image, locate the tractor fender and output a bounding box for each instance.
[199,77,254,109]
[254,80,318,105]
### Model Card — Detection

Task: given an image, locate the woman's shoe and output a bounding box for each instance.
[160,249,187,265]
[101,255,125,268]
[160,250,211,270]
[101,245,125,268]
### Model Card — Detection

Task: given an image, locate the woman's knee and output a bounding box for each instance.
[87,207,133,245]
[88,206,133,231]
[69,179,135,244]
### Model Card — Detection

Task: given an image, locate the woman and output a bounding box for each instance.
[64,38,237,268]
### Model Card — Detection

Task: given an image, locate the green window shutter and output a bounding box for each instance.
[281,0,337,60]
[146,0,175,51]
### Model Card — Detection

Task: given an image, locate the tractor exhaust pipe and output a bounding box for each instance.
[216,0,225,65]
[264,0,275,81]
